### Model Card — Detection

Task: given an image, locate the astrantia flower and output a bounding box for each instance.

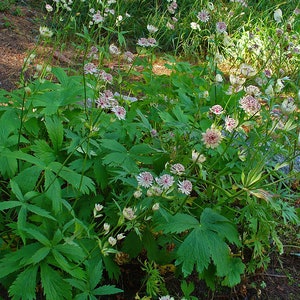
[225,116,238,132]
[117,233,125,240]
[244,85,261,97]
[190,22,200,30]
[123,207,136,220]
[84,63,98,75]
[239,95,261,115]
[274,9,282,23]
[240,63,256,77]
[202,127,223,148]
[210,104,223,115]
[136,172,154,188]
[147,24,158,33]
[92,11,104,23]
[112,106,126,120]
[100,70,113,83]
[167,1,178,14]
[281,97,296,114]
[178,180,193,195]
[159,296,174,300]
[197,9,210,23]
[191,150,206,163]
[103,223,110,232]
[45,4,53,12]
[152,203,160,211]
[147,185,163,197]
[156,174,175,190]
[216,22,227,33]
[229,74,246,86]
[123,51,134,62]
[170,163,185,175]
[109,44,121,56]
[108,236,117,246]
[39,26,53,38]
[215,74,223,83]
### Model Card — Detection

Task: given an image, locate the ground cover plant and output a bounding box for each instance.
[0,0,299,299]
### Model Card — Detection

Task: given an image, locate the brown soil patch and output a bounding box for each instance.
[0,5,39,90]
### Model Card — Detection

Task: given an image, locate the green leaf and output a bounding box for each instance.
[0,200,21,210]
[9,265,38,300]
[49,161,95,194]
[54,243,85,262]
[26,204,56,221]
[87,259,104,290]
[0,150,18,177]
[24,227,51,247]
[101,139,127,153]
[221,257,245,287]
[155,211,199,234]
[13,165,42,193]
[45,115,64,152]
[102,152,127,166]
[31,140,56,164]
[93,285,123,296]
[45,169,63,213]
[10,179,24,201]
[27,247,51,264]
[41,263,72,300]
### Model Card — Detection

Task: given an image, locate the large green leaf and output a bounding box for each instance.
[9,265,38,300]
[41,263,72,300]
[48,161,95,194]
[93,285,123,296]
[45,115,64,152]
[101,139,127,153]
[45,169,63,213]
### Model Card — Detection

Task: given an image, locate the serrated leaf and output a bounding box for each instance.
[24,227,51,247]
[31,140,56,164]
[102,152,127,166]
[45,115,64,152]
[0,200,21,211]
[10,179,24,201]
[54,243,85,262]
[154,211,198,234]
[221,258,245,287]
[9,265,38,300]
[49,161,95,194]
[65,278,86,292]
[26,204,56,221]
[41,263,72,300]
[87,259,104,290]
[93,285,123,296]
[13,165,42,193]
[101,139,127,153]
[27,247,51,264]
[45,169,63,213]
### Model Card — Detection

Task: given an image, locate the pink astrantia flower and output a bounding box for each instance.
[156,174,175,190]
[178,180,193,195]
[224,116,238,132]
[197,9,210,23]
[100,70,113,83]
[92,11,104,23]
[210,105,223,115]
[112,106,126,120]
[170,163,185,175]
[123,51,134,62]
[216,22,227,33]
[84,63,98,75]
[244,85,261,97]
[239,95,261,115]
[202,127,223,148]
[136,171,154,188]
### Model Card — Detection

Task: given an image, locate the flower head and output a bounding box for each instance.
[147,24,158,33]
[178,180,193,195]
[190,22,200,30]
[210,105,223,115]
[111,106,126,120]
[136,172,154,188]
[156,174,175,190]
[274,9,283,23]
[108,236,117,246]
[197,9,210,23]
[239,95,261,115]
[202,127,223,148]
[39,26,53,38]
[192,150,206,163]
[170,163,185,175]
[216,22,227,33]
[224,116,238,132]
[109,44,121,56]
[123,207,136,220]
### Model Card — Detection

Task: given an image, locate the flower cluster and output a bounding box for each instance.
[136,163,193,197]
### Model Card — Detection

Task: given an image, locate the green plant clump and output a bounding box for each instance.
[0,0,299,299]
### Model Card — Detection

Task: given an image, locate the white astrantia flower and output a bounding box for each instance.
[274,9,283,23]
[147,24,158,33]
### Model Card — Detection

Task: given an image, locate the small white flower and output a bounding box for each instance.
[117,233,125,240]
[281,97,296,114]
[133,190,142,198]
[45,4,53,12]
[215,74,223,82]
[103,223,110,232]
[192,150,206,163]
[274,9,283,23]
[109,44,121,56]
[152,203,160,211]
[108,236,117,246]
[39,26,53,38]
[147,24,158,33]
[190,22,200,30]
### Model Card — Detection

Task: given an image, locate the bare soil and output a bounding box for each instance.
[0,2,299,300]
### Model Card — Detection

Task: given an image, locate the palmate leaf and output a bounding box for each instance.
[9,265,38,300]
[45,169,63,213]
[41,263,72,300]
[101,139,127,153]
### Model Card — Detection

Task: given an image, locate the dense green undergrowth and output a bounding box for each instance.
[0,0,299,299]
